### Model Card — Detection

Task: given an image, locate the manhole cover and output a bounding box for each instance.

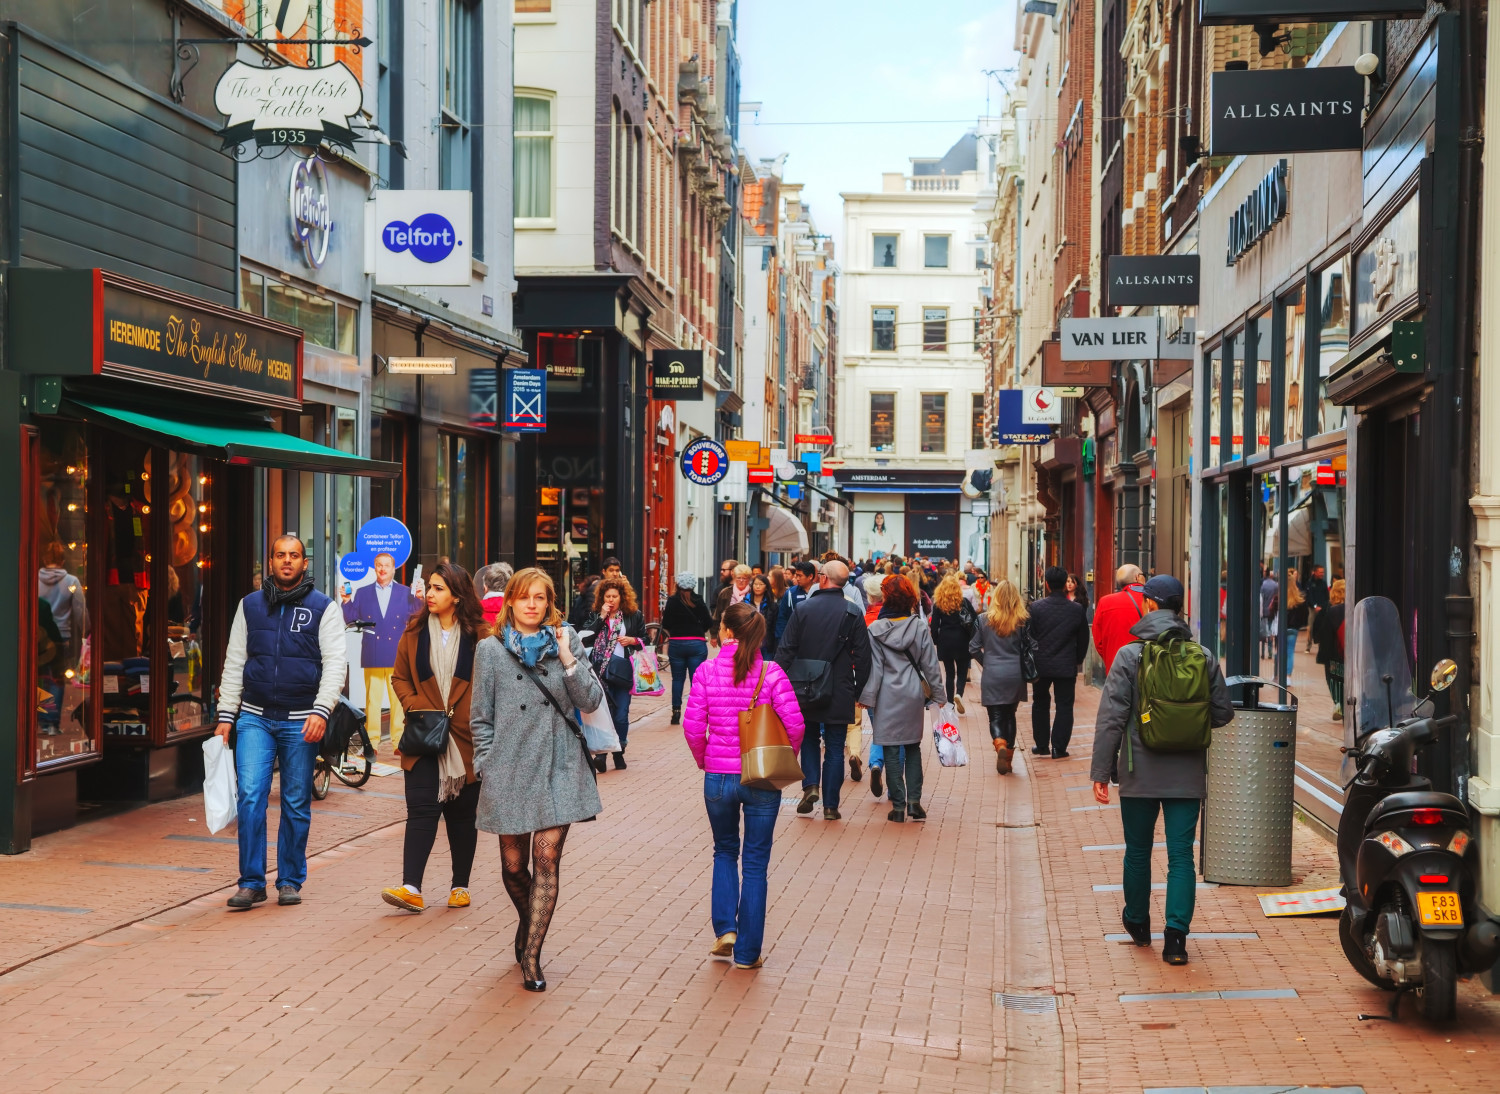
[994,992,1057,1013]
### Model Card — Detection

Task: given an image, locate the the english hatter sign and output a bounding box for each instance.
[1104,255,1200,308]
[214,62,363,150]
[1199,0,1426,24]
[1210,67,1364,157]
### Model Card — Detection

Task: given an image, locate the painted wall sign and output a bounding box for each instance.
[289,157,332,268]
[370,190,473,286]
[213,61,363,149]
[994,390,1053,445]
[681,437,730,486]
[1211,68,1363,157]
[1226,159,1289,266]
[649,348,705,400]
[1021,387,1062,425]
[1060,316,1160,360]
[1103,255,1201,307]
[1199,1,1426,25]
[502,369,548,432]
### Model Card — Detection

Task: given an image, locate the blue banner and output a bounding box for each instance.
[503,368,547,432]
[994,389,1053,445]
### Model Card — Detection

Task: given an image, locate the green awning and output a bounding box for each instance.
[68,400,401,478]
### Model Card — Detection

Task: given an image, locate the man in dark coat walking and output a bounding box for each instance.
[1028,565,1089,757]
[776,560,872,819]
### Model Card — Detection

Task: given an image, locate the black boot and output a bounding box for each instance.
[1122,909,1151,947]
[1162,927,1189,965]
[612,751,627,770]
[671,707,682,725]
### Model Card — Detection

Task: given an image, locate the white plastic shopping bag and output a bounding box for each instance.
[202,736,238,834]
[579,701,622,754]
[931,702,968,768]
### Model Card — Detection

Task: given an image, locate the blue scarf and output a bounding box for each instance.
[503,624,558,668]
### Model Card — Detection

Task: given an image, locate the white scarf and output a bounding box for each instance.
[427,615,466,802]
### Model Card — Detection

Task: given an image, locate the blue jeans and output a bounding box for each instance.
[868,743,885,768]
[703,773,780,964]
[1281,628,1300,675]
[799,722,848,811]
[668,639,709,710]
[234,713,318,892]
[605,682,633,751]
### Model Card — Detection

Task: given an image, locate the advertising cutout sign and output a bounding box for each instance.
[370,190,473,286]
[649,349,705,400]
[214,62,363,149]
[1211,68,1363,157]
[502,369,548,433]
[1104,255,1201,307]
[1060,316,1160,360]
[1199,1,1426,25]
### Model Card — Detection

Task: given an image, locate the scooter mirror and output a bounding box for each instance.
[1430,658,1458,692]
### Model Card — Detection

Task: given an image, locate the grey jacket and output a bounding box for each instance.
[1089,611,1234,799]
[471,628,605,835]
[969,624,1027,706]
[860,615,945,746]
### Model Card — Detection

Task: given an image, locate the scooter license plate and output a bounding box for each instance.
[1416,891,1464,927]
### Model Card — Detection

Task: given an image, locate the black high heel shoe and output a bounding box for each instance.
[522,959,546,992]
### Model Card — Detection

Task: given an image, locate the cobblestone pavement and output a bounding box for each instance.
[2,676,1498,1093]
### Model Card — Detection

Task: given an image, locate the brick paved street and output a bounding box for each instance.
[2,680,1499,1093]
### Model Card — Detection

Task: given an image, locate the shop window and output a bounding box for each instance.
[1250,308,1272,456]
[920,393,947,454]
[1207,347,1221,468]
[870,393,895,453]
[370,414,411,530]
[329,408,359,597]
[1229,333,1246,462]
[922,307,948,352]
[1316,254,1351,437]
[924,234,949,268]
[162,452,211,737]
[100,438,157,741]
[971,393,985,451]
[1280,286,1307,446]
[437,432,483,571]
[872,307,896,352]
[34,421,96,766]
[266,282,357,354]
[873,234,898,268]
[241,269,265,315]
[536,332,602,396]
[515,94,553,221]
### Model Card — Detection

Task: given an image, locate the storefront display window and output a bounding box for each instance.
[1207,348,1222,468]
[162,452,211,737]
[438,431,484,571]
[243,271,357,355]
[1229,334,1245,462]
[1316,254,1351,437]
[100,439,156,740]
[1251,308,1272,457]
[1280,286,1306,445]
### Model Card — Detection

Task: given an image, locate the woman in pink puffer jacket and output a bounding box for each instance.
[683,602,805,970]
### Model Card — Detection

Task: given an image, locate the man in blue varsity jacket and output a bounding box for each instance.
[215,534,346,909]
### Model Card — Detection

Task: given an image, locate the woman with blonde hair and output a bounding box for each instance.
[969,580,1029,774]
[929,573,977,711]
[471,568,604,991]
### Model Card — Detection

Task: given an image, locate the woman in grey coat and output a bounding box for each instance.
[969,578,1029,775]
[472,567,604,992]
[859,575,944,822]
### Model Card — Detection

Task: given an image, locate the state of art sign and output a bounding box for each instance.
[1104,255,1201,308]
[1199,0,1426,24]
[1210,68,1364,157]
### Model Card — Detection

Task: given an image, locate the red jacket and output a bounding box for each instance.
[1092,585,1147,672]
[481,593,504,630]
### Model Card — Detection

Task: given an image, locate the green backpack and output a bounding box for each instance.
[1133,633,1213,752]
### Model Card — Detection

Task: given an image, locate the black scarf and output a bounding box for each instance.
[263,574,315,609]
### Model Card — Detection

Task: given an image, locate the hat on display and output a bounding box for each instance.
[1142,575,1185,603]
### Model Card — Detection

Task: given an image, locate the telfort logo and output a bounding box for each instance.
[382,213,460,263]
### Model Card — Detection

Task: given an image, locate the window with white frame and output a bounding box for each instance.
[923,234,950,268]
[441,0,482,255]
[873,234,898,268]
[921,394,947,454]
[514,94,553,221]
[923,307,948,352]
[870,393,896,453]
[872,307,896,352]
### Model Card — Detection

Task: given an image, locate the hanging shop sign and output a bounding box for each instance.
[724,439,763,463]
[213,61,363,150]
[1060,316,1159,361]
[502,368,548,433]
[1159,318,1198,360]
[385,356,458,375]
[795,433,834,445]
[1040,339,1111,387]
[370,190,473,286]
[1226,159,1289,267]
[681,437,730,486]
[1211,68,1363,157]
[649,348,705,400]
[289,157,333,268]
[1199,1,1426,25]
[994,390,1053,445]
[1103,255,1200,307]
[1021,387,1062,425]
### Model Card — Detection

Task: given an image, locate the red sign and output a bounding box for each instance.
[795,433,834,445]
[747,466,774,483]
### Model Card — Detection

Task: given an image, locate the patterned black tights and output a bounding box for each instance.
[499,825,570,982]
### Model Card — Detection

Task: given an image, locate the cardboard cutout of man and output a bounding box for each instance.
[341,552,422,746]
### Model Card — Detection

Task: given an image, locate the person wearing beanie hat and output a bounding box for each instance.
[661,572,714,725]
[1090,572,1233,968]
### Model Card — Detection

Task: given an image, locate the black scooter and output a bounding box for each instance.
[1338,660,1500,1021]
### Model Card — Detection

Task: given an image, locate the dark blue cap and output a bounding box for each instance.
[1142,575,1184,602]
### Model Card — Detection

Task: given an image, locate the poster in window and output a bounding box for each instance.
[908,512,958,559]
[853,510,905,563]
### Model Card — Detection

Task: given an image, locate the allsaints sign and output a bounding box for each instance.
[1227,159,1289,267]
[1104,255,1201,307]
[1211,68,1364,156]
[1060,316,1160,361]
[1199,1,1426,25]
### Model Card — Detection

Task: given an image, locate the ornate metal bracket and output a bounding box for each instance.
[168,3,369,104]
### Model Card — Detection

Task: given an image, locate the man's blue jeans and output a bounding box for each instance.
[668,639,709,710]
[799,722,848,811]
[703,773,780,965]
[234,713,318,892]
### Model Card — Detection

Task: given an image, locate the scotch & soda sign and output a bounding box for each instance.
[1210,67,1363,157]
[1104,255,1201,307]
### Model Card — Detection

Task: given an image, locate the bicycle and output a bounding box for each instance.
[312,620,380,800]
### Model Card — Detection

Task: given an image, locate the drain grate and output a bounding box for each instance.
[994,992,1058,1013]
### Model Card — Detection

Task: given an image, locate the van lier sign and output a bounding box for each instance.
[1104,255,1200,307]
[1060,316,1160,361]
[214,61,363,150]
[1211,67,1363,157]
[1227,159,1289,267]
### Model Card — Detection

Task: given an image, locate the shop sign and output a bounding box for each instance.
[100,272,301,407]
[795,433,834,444]
[1226,159,1289,267]
[1353,192,1421,336]
[747,465,774,483]
[371,190,473,286]
[340,517,416,583]
[386,356,457,375]
[1041,340,1111,387]
[1060,316,1159,360]
[649,349,704,400]
[909,513,958,558]
[1104,255,1200,307]
[971,499,991,518]
[1199,1,1425,25]
[681,437,730,486]
[994,390,1053,445]
[1021,387,1061,424]
[289,157,333,268]
[1211,68,1363,156]
[502,368,547,432]
[213,61,363,150]
[1159,319,1198,360]
[724,440,761,463]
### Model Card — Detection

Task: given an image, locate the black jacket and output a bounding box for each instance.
[568,581,599,629]
[581,609,645,647]
[750,595,779,653]
[1027,591,1089,678]
[661,591,713,640]
[930,603,976,659]
[1312,602,1345,665]
[774,586,873,724]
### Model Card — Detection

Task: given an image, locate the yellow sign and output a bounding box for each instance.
[725,440,761,463]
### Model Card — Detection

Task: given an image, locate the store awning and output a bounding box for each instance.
[68,400,402,478]
[762,505,810,554]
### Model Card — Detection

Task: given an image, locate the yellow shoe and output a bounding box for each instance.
[448,888,471,908]
[733,955,764,970]
[381,886,424,913]
[711,931,736,958]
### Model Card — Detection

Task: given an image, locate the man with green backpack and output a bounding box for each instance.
[1090,575,1233,966]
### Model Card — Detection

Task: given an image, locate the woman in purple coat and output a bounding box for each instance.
[682,603,805,970]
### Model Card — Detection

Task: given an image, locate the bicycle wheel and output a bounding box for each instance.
[311,757,331,800]
[332,731,373,788]
[643,622,666,656]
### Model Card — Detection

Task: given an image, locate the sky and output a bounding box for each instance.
[736,0,1021,256]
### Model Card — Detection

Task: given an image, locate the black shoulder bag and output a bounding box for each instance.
[785,607,856,707]
[501,645,598,782]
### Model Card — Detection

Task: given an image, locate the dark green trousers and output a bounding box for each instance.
[1120,797,1200,933]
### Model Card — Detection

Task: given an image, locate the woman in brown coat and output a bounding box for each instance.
[381,561,483,913]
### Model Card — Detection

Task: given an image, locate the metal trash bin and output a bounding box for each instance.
[1201,677,1298,886]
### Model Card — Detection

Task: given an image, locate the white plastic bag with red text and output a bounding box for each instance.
[931,702,968,768]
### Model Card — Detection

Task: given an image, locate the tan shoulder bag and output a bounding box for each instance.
[739,663,805,791]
